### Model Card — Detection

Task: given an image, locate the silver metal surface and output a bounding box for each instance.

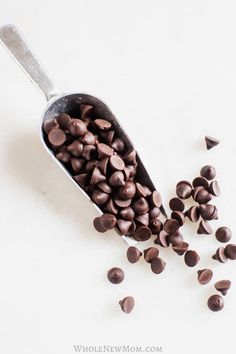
[0,24,166,246]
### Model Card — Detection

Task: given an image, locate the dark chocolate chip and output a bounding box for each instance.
[90,167,106,185]
[169,197,185,212]
[215,227,232,243]
[149,218,163,234]
[133,226,152,241]
[119,181,136,200]
[192,177,209,189]
[123,149,136,164]
[199,204,218,220]
[214,280,231,296]
[155,230,169,247]
[56,150,71,163]
[96,157,109,175]
[109,155,125,171]
[150,190,162,208]
[205,136,220,150]
[224,244,236,260]
[94,119,112,131]
[82,145,96,160]
[81,131,96,145]
[150,257,166,274]
[133,198,149,214]
[135,213,149,226]
[105,199,119,215]
[208,181,220,197]
[107,267,124,284]
[212,247,227,263]
[93,216,107,233]
[71,158,84,172]
[97,182,112,194]
[109,171,125,187]
[184,250,200,267]
[143,247,159,263]
[116,219,132,235]
[111,138,126,153]
[74,173,89,188]
[171,211,185,226]
[80,104,93,120]
[97,143,114,158]
[172,242,189,256]
[193,187,212,204]
[127,247,142,263]
[176,181,192,199]
[48,128,66,146]
[67,140,83,157]
[168,231,184,246]
[43,118,59,134]
[119,296,134,313]
[185,206,200,222]
[126,220,136,236]
[68,119,87,137]
[114,198,132,208]
[56,113,71,130]
[92,190,109,205]
[207,295,224,312]
[197,220,213,235]
[149,207,161,219]
[136,183,147,198]
[100,130,115,145]
[163,219,180,234]
[119,207,135,220]
[100,213,117,229]
[200,165,216,180]
[197,269,213,285]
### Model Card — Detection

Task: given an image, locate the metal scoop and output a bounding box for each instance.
[0,24,166,245]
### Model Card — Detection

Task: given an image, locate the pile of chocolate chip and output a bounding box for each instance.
[43,108,234,313]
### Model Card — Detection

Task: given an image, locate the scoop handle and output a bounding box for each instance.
[0,24,61,101]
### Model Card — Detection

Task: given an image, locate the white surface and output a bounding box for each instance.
[0,1,236,354]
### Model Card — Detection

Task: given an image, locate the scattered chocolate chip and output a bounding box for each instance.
[224,244,236,260]
[199,204,218,220]
[215,227,232,243]
[126,220,136,236]
[193,187,212,204]
[185,206,200,222]
[192,177,209,189]
[151,257,166,274]
[207,295,224,312]
[43,118,59,134]
[212,247,227,263]
[176,181,192,199]
[133,197,149,214]
[163,219,180,234]
[200,165,216,181]
[214,280,231,296]
[197,220,213,235]
[127,247,142,263]
[143,247,159,263]
[205,136,220,150]
[133,226,152,241]
[149,218,163,234]
[119,181,136,200]
[111,138,125,153]
[105,199,118,214]
[107,267,124,284]
[100,213,117,229]
[119,296,134,313]
[172,242,189,256]
[168,231,183,246]
[169,197,185,212]
[114,197,132,208]
[155,230,170,248]
[184,250,200,267]
[48,128,66,146]
[197,269,213,285]
[93,217,107,233]
[150,190,162,207]
[90,167,106,185]
[92,190,109,205]
[117,219,132,235]
[135,213,149,226]
[149,207,161,219]
[109,155,125,171]
[109,171,125,187]
[171,211,185,226]
[119,207,135,220]
[208,180,220,197]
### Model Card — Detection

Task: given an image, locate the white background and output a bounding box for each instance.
[0,1,236,354]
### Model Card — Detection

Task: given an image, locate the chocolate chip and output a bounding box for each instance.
[82,145,96,160]
[117,219,132,235]
[100,130,115,145]
[143,186,152,196]
[214,280,231,296]
[168,231,183,246]
[92,190,109,205]
[126,220,136,236]
[197,269,213,285]
[185,206,200,222]
[150,258,166,274]
[43,118,59,134]
[136,183,148,198]
[56,113,71,130]
[150,190,162,208]
[107,267,124,284]
[149,207,161,219]
[97,143,114,158]
[105,199,118,214]
[212,247,227,263]
[119,296,134,313]
[114,198,132,208]
[111,138,126,153]
[109,171,125,187]
[96,157,109,175]
[192,187,212,204]
[184,250,200,267]
[90,167,106,185]
[93,217,107,233]
[124,165,136,179]
[123,149,136,164]
[94,119,111,131]
[149,218,163,234]
[119,207,135,220]
[71,158,84,172]
[127,247,142,263]
[133,226,152,241]
[169,197,185,212]
[56,150,71,163]
[80,104,93,120]
[109,155,125,171]
[197,220,213,235]
[133,198,149,214]
[199,204,218,220]
[224,244,236,260]
[208,181,220,197]
[74,173,89,188]
[68,119,87,137]
[171,211,185,226]
[172,242,189,256]
[144,247,159,263]
[205,136,220,150]
[100,213,117,229]
[48,128,66,146]
[81,131,96,145]
[119,181,136,200]
[163,219,180,234]
[215,227,232,243]
[156,230,170,247]
[135,213,149,226]
[207,295,224,312]
[67,140,83,157]
[192,177,209,189]
[85,160,97,171]
[176,181,192,199]
[200,165,216,180]
[97,182,112,194]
